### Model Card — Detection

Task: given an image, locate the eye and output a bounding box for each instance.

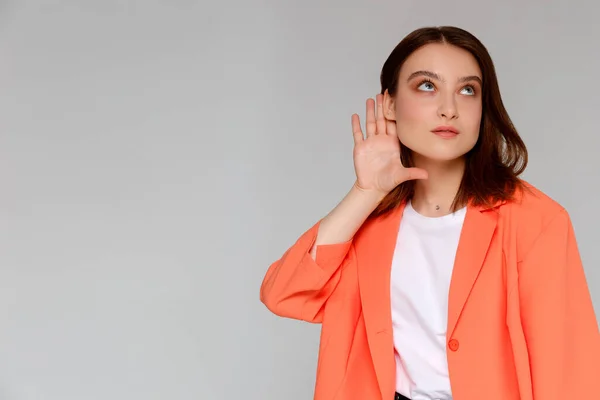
[460,85,476,96]
[417,80,435,92]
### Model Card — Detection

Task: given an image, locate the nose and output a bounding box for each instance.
[437,94,459,120]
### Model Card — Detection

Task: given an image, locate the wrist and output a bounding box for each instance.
[351,181,387,204]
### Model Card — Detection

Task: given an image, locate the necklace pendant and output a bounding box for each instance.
[435,205,440,211]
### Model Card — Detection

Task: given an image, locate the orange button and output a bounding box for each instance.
[448,339,459,351]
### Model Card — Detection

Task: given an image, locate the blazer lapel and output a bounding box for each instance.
[356,203,405,400]
[356,201,499,398]
[447,205,498,336]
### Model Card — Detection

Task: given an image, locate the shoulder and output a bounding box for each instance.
[498,179,572,258]
[504,179,566,221]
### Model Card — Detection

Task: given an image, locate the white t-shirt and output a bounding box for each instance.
[390,200,466,399]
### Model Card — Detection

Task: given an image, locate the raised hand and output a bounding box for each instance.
[351,94,428,196]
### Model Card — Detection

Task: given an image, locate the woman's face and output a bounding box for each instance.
[384,43,483,162]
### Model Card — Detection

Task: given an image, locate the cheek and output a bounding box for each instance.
[461,101,483,132]
[395,96,433,127]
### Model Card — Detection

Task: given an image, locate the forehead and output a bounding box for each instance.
[399,43,481,79]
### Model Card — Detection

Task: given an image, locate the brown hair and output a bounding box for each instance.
[371,26,527,218]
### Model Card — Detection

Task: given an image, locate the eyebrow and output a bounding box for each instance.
[407,70,482,86]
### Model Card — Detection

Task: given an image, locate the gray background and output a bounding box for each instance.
[0,0,598,399]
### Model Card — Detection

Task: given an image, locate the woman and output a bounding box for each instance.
[259,26,599,400]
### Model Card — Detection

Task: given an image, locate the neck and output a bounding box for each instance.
[410,154,466,217]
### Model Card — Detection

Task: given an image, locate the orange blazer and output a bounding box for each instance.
[260,182,600,400]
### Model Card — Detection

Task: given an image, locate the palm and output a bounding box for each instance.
[351,94,427,195]
[354,134,403,193]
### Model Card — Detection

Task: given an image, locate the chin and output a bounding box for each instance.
[401,135,477,164]
[416,152,467,163]
[403,143,473,164]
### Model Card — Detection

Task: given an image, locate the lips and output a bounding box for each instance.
[432,125,459,138]
[432,125,459,134]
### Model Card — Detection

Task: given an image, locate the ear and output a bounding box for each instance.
[383,89,397,121]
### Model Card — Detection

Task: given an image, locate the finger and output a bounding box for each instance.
[403,167,429,181]
[365,98,376,137]
[351,114,364,144]
[375,94,386,135]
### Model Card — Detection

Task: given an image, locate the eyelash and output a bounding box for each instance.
[416,78,477,95]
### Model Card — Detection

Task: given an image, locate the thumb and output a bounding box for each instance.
[401,167,429,182]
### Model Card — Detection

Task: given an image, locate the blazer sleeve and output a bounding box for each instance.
[259,220,353,323]
[516,208,600,399]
